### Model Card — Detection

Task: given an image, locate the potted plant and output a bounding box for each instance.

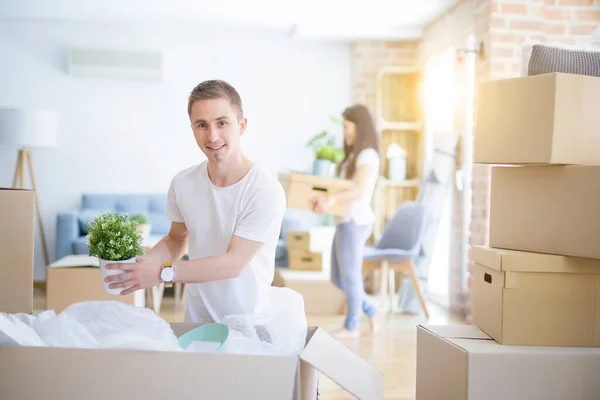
[129,213,151,242]
[86,212,144,295]
[305,116,344,179]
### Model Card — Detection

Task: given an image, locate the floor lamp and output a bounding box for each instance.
[0,108,58,267]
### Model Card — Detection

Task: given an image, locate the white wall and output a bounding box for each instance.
[0,20,351,280]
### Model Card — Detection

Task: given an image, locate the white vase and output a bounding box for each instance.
[98,257,136,295]
[312,159,335,179]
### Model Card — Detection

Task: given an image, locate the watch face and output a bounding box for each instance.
[161,268,174,281]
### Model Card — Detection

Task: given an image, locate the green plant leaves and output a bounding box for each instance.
[85,211,144,261]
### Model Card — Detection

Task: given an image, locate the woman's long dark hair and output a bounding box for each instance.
[337,104,382,179]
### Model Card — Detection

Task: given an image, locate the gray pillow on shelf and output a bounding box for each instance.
[528,43,600,77]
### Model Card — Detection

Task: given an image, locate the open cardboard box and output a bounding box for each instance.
[416,324,600,400]
[0,320,382,400]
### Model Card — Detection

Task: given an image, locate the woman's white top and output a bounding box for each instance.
[336,148,380,226]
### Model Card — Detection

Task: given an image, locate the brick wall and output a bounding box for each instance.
[350,41,420,114]
[488,0,600,80]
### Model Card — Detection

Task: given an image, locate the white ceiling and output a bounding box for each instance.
[0,0,458,41]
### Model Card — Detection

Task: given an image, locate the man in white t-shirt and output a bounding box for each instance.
[105,80,286,323]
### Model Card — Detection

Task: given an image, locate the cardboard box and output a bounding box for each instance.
[46,255,145,313]
[475,72,600,165]
[0,323,382,400]
[279,173,352,217]
[0,188,34,314]
[286,227,335,253]
[472,246,600,347]
[490,165,600,259]
[273,269,346,316]
[416,324,600,400]
[288,249,327,272]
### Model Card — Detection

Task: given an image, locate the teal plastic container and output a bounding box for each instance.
[177,323,230,352]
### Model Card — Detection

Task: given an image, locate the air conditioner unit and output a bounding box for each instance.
[67,47,163,81]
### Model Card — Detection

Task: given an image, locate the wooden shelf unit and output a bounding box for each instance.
[373,65,424,240]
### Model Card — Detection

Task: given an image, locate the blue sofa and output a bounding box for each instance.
[56,194,171,260]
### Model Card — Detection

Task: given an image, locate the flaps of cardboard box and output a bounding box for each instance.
[48,254,99,269]
[472,246,600,274]
[300,327,383,400]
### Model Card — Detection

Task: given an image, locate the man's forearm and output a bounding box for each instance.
[144,234,188,264]
[173,252,241,284]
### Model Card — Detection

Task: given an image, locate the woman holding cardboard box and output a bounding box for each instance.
[312,104,384,340]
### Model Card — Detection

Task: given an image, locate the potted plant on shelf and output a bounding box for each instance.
[129,213,151,243]
[305,116,344,179]
[86,212,144,295]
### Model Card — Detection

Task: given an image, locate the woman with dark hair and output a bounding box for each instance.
[312,104,384,339]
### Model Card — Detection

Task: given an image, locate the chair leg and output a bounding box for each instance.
[407,260,430,319]
[380,260,389,310]
[388,269,396,313]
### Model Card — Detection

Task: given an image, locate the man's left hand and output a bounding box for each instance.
[104,256,162,295]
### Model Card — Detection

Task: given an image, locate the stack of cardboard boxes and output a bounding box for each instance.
[0,188,383,400]
[416,72,600,399]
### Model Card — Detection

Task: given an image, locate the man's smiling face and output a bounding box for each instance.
[190,97,246,164]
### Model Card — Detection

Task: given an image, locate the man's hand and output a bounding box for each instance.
[311,195,330,214]
[104,256,162,295]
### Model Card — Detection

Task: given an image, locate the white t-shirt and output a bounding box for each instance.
[337,148,380,226]
[166,161,286,323]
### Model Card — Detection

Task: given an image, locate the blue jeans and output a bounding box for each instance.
[330,220,378,331]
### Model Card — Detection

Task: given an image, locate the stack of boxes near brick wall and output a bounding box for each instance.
[471,69,600,348]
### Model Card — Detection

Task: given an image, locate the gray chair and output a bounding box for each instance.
[362,201,429,318]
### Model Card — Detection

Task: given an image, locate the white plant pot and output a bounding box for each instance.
[98,257,136,295]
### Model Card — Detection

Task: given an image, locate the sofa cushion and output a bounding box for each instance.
[73,236,90,255]
[80,194,169,235]
[78,209,103,235]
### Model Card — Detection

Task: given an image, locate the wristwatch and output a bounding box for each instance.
[160,262,175,288]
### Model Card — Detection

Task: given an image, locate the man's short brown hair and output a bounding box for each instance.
[187,80,243,119]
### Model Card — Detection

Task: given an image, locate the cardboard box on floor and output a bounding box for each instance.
[472,246,600,347]
[490,165,600,259]
[474,72,600,165]
[279,172,352,217]
[0,188,34,314]
[46,255,145,313]
[273,269,346,316]
[416,325,600,400]
[0,321,383,400]
[286,227,335,272]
